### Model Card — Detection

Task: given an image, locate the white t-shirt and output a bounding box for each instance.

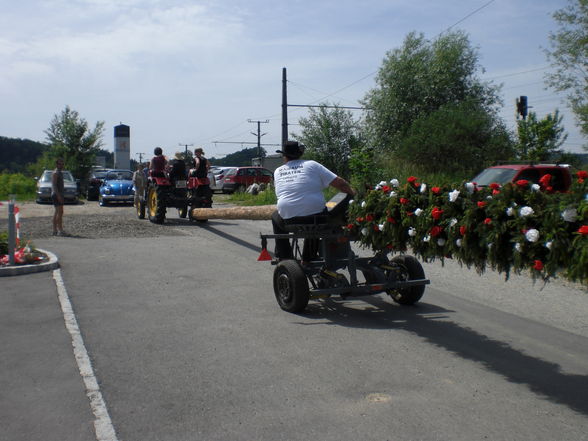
[274,159,337,219]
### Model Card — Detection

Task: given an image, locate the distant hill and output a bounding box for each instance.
[209,147,266,166]
[0,136,48,173]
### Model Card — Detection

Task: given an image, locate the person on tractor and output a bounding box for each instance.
[190,147,209,178]
[271,141,355,262]
[149,147,168,177]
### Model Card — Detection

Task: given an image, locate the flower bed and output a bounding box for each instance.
[347,171,588,285]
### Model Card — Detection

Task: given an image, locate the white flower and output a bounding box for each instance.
[531,184,541,192]
[375,184,381,190]
[450,218,458,227]
[561,208,578,223]
[465,182,476,194]
[487,242,493,249]
[378,180,387,187]
[449,190,460,202]
[414,208,423,217]
[525,228,540,242]
[361,201,366,208]
[348,199,354,205]
[515,243,522,252]
[423,235,431,242]
[390,179,399,187]
[545,241,553,250]
[486,195,493,200]
[519,206,534,217]
[389,191,397,198]
[378,223,385,231]
[437,238,446,246]
[506,207,515,217]
[456,239,462,247]
[408,227,416,237]
[361,228,368,236]
[420,183,427,193]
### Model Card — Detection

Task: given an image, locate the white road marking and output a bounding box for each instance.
[53,269,119,441]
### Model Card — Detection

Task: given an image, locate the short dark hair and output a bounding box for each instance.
[154,147,163,155]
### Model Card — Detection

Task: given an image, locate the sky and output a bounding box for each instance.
[1,0,585,162]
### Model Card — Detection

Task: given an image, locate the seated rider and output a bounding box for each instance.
[272,141,355,262]
[191,147,210,179]
[149,147,167,177]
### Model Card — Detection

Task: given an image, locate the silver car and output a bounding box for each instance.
[210,167,236,192]
[36,170,79,204]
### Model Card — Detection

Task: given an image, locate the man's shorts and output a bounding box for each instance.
[52,194,64,207]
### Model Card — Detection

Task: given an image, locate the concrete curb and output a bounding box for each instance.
[0,249,59,277]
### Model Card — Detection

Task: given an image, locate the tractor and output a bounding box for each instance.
[137,159,213,224]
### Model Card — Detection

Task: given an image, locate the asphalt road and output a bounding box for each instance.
[2,215,588,441]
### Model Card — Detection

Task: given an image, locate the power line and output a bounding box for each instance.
[443,0,496,33]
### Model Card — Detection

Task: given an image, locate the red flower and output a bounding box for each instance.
[577,170,588,179]
[399,198,409,205]
[431,206,444,220]
[489,182,501,190]
[459,226,467,236]
[407,176,418,184]
[430,226,443,237]
[484,217,492,225]
[477,201,487,208]
[366,214,374,222]
[387,216,396,224]
[492,189,501,195]
[516,179,529,187]
[356,217,364,223]
[346,224,354,230]
[578,225,588,235]
[373,225,380,231]
[381,185,391,193]
[431,187,441,194]
[533,260,544,271]
[386,244,394,250]
[579,179,585,184]
[539,174,551,187]
[406,211,414,217]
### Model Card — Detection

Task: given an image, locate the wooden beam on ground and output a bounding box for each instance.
[191,205,276,220]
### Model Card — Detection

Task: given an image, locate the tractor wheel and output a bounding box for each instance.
[273,260,310,313]
[386,255,426,305]
[147,185,166,224]
[135,199,145,219]
[178,206,188,218]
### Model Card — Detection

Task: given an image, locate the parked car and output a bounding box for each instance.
[98,169,134,206]
[472,163,572,192]
[36,170,79,204]
[86,168,110,201]
[210,167,237,192]
[221,166,273,193]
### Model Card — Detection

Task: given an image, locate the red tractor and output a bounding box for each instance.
[136,159,213,224]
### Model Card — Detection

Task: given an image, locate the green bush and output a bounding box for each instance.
[0,173,37,200]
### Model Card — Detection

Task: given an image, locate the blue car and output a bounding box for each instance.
[99,169,134,206]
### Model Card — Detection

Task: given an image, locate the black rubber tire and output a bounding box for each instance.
[136,199,145,219]
[147,185,166,224]
[387,255,426,305]
[178,206,187,218]
[273,260,310,313]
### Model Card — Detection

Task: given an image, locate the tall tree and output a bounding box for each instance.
[515,110,568,161]
[362,31,510,174]
[545,0,588,142]
[44,106,105,180]
[294,103,362,179]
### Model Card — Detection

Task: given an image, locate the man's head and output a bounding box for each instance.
[154,147,163,155]
[276,141,305,160]
[55,158,64,169]
[194,147,204,156]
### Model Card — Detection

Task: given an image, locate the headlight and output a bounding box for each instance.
[104,188,111,194]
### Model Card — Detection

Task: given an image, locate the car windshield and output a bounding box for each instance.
[40,170,75,183]
[93,171,108,178]
[472,168,518,186]
[224,169,237,176]
[106,171,132,180]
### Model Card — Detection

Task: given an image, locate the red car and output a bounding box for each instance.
[472,163,572,192]
[221,166,274,193]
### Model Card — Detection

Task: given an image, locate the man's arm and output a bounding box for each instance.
[52,172,64,202]
[330,176,355,196]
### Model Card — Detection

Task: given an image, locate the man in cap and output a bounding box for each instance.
[272,141,355,261]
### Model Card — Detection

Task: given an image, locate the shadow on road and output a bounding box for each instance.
[302,295,588,416]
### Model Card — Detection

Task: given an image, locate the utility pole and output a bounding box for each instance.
[179,143,193,164]
[282,67,288,147]
[135,152,146,164]
[248,119,269,162]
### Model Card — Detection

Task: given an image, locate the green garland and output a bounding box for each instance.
[347,171,588,285]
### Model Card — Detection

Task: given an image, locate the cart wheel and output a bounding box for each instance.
[387,255,426,305]
[273,260,310,313]
[136,199,145,219]
[178,206,187,218]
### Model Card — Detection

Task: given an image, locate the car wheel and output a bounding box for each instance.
[273,260,310,313]
[386,255,426,305]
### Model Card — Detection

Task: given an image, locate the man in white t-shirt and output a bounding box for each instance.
[272,141,355,261]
